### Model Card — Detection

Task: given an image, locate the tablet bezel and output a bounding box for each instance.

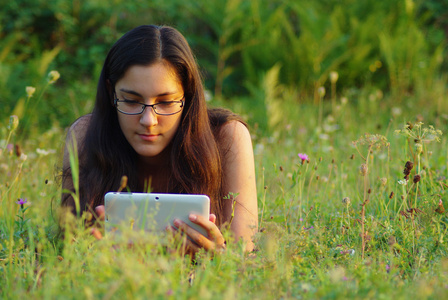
[104,192,210,237]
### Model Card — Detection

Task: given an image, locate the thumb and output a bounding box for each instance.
[95,205,105,221]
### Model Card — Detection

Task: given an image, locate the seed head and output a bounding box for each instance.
[415,143,423,155]
[389,191,394,199]
[15,144,22,157]
[359,164,368,176]
[380,178,387,186]
[317,86,326,98]
[342,197,351,206]
[8,115,19,131]
[413,174,421,183]
[405,161,414,170]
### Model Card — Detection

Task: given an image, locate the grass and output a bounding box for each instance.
[2,89,448,298]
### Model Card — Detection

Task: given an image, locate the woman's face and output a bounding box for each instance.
[115,62,184,163]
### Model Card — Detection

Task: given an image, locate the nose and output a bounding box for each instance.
[139,106,158,127]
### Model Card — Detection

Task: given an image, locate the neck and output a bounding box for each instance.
[137,148,171,193]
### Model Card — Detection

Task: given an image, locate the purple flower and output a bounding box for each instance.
[16,198,27,205]
[298,153,309,164]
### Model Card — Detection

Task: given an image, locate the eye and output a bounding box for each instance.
[156,101,177,107]
[123,99,142,106]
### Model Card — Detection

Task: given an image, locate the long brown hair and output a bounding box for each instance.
[62,25,242,225]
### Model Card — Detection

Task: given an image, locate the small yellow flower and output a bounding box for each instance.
[8,115,19,131]
[26,86,36,98]
[48,70,60,84]
[329,71,339,84]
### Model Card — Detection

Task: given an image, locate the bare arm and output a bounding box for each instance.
[220,121,258,251]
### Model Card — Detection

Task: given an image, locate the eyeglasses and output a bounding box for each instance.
[114,97,184,115]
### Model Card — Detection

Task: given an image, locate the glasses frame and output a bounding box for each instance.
[114,97,185,116]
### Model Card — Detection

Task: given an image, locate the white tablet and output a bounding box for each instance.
[104,192,210,236]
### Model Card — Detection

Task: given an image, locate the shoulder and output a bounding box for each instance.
[219,120,254,170]
[63,114,92,168]
[65,114,92,145]
[219,120,251,146]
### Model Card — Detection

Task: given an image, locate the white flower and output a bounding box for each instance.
[48,70,60,84]
[329,71,339,83]
[317,86,326,97]
[26,86,36,97]
[398,179,408,185]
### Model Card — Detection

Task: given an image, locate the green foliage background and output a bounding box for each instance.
[3,0,448,298]
[1,0,448,133]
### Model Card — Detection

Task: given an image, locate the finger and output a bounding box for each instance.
[95,205,105,221]
[188,214,225,245]
[181,238,201,257]
[166,225,200,257]
[91,227,103,240]
[209,214,216,224]
[174,219,216,250]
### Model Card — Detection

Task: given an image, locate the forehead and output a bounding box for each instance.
[116,62,183,96]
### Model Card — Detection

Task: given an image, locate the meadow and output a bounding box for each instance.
[2,0,448,298]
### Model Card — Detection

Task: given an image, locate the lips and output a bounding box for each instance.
[138,133,160,142]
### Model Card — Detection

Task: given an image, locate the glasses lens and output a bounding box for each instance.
[116,101,143,114]
[154,101,183,115]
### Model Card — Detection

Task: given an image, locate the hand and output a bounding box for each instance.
[167,214,226,257]
[90,205,105,240]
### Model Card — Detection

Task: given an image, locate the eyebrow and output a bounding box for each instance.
[118,88,180,97]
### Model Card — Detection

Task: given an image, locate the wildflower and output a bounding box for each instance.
[317,86,326,98]
[26,86,36,98]
[342,197,351,206]
[8,115,19,131]
[16,198,27,208]
[298,153,309,164]
[48,70,60,84]
[6,144,13,155]
[436,199,445,215]
[359,164,368,176]
[36,148,56,156]
[380,178,387,186]
[398,179,408,185]
[329,71,339,83]
[391,107,402,117]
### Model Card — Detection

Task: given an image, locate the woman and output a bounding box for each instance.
[61,25,258,253]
